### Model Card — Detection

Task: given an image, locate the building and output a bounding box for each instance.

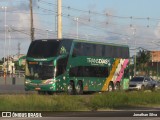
[150,51,160,62]
[2,54,26,74]
[149,51,160,80]
[2,61,15,74]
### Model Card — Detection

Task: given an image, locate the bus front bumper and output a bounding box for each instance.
[25,83,56,91]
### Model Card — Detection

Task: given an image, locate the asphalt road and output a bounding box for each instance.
[1,117,160,120]
[0,76,34,94]
[0,76,24,85]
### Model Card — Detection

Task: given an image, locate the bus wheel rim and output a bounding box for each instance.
[76,85,81,93]
[68,84,73,93]
[108,85,113,91]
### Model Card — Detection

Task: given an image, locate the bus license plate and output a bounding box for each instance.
[35,88,41,90]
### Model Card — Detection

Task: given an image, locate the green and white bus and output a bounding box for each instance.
[25,39,129,94]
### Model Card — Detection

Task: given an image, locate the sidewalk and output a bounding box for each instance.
[0,76,35,94]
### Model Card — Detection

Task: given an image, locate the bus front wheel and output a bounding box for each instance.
[38,91,46,95]
[108,82,114,92]
[47,91,54,95]
[115,82,120,91]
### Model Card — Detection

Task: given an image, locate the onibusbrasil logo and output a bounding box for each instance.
[1,112,42,118]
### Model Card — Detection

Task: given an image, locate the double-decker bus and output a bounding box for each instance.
[25,39,129,94]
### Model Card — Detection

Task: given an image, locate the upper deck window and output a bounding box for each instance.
[27,40,60,58]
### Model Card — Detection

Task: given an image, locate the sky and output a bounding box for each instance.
[0,0,160,59]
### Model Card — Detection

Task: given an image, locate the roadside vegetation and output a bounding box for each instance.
[0,91,160,111]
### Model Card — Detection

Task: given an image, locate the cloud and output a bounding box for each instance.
[7,0,38,11]
[0,0,42,59]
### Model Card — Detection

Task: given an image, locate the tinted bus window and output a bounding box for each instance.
[69,66,109,77]
[83,43,94,56]
[27,40,60,58]
[72,41,129,58]
[72,43,83,57]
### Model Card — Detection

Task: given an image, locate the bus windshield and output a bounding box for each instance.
[27,40,60,58]
[25,61,54,80]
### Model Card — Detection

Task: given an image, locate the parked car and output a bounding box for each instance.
[128,76,157,91]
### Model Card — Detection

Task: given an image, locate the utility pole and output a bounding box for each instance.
[133,28,136,77]
[18,42,21,58]
[30,0,34,41]
[57,0,62,39]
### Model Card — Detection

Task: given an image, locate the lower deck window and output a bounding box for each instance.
[69,66,109,77]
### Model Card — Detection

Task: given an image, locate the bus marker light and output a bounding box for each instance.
[84,86,88,91]
[29,62,38,64]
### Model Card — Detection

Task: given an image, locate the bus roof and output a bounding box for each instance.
[33,38,129,48]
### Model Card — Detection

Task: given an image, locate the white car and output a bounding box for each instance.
[128,76,157,91]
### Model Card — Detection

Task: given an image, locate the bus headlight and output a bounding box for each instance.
[25,80,31,84]
[48,81,54,84]
[43,79,56,85]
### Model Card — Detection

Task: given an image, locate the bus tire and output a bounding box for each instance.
[115,82,120,91]
[108,82,114,92]
[38,91,46,95]
[152,85,156,92]
[76,81,83,95]
[47,91,54,95]
[67,82,75,95]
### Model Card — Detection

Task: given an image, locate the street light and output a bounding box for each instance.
[2,6,7,72]
[7,26,11,61]
[46,29,53,38]
[122,37,130,45]
[126,37,130,45]
[46,29,49,38]
[74,17,79,39]
[131,28,136,76]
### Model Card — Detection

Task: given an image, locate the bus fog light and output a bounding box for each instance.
[25,80,31,84]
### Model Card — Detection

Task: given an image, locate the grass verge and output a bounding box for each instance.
[0,91,160,111]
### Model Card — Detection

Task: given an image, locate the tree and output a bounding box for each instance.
[136,50,151,71]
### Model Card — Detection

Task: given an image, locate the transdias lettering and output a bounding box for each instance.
[87,58,109,65]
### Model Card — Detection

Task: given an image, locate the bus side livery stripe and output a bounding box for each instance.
[115,59,129,82]
[111,59,125,83]
[102,58,120,91]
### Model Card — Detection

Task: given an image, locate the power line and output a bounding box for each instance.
[37,5,160,30]
[0,1,159,52]
[38,0,160,21]
[0,11,54,15]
